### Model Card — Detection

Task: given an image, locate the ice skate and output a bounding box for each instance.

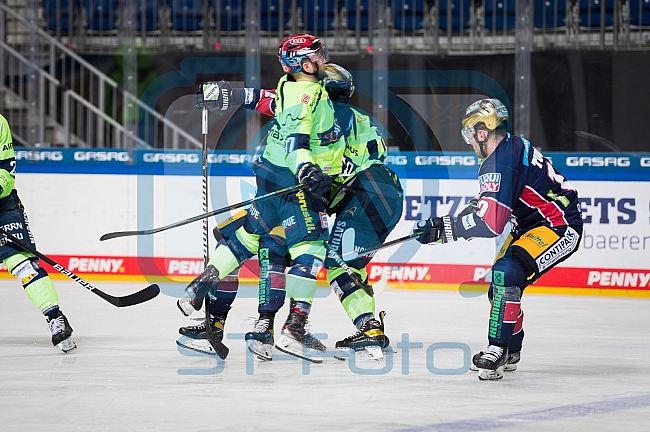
[470,349,520,372]
[46,309,76,353]
[176,265,219,317]
[472,345,508,380]
[334,311,389,361]
[275,310,326,363]
[177,310,229,359]
[178,310,228,341]
[245,313,275,361]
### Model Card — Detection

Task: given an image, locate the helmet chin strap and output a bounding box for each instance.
[473,131,490,159]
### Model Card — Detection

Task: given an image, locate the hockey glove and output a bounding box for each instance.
[296,162,333,197]
[414,215,459,244]
[194,80,233,111]
[458,197,480,218]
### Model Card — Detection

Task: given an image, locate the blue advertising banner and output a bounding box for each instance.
[15,149,650,181]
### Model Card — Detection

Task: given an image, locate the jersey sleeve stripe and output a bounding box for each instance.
[479,196,512,235]
[519,186,567,227]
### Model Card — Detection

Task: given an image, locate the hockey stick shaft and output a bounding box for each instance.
[200,108,229,359]
[0,227,159,307]
[340,231,425,260]
[99,183,310,241]
[324,241,376,296]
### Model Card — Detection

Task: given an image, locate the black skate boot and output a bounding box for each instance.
[245,312,275,361]
[275,303,326,363]
[178,309,228,341]
[335,311,389,361]
[470,349,520,372]
[177,265,220,317]
[472,345,508,380]
[46,309,76,353]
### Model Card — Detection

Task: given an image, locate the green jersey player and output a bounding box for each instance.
[0,114,76,352]
[180,34,344,361]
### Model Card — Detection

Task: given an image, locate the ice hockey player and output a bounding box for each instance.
[180,34,344,361]
[0,114,76,353]
[226,63,403,360]
[413,99,583,380]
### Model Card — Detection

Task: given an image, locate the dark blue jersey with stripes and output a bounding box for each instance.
[456,133,583,239]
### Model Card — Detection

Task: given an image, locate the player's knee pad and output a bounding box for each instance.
[491,254,529,290]
[221,226,257,264]
[330,275,361,301]
[287,264,317,281]
[286,258,322,282]
[10,258,49,289]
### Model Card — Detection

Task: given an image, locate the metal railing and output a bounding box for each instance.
[1,1,202,149]
[37,0,650,54]
[0,40,61,147]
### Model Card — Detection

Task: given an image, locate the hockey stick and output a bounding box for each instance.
[324,242,386,297]
[200,106,230,360]
[0,227,160,307]
[340,231,425,260]
[99,183,310,241]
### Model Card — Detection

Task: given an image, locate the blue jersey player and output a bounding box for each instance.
[414,99,583,380]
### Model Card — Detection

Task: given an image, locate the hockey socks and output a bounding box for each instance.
[257,248,286,314]
[487,284,521,346]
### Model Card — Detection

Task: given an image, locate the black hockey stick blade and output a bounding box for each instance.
[100,183,310,241]
[91,283,161,307]
[0,227,160,307]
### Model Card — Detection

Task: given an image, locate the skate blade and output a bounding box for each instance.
[334,348,352,361]
[478,366,505,380]
[275,335,323,364]
[247,340,273,362]
[472,363,516,372]
[58,338,77,353]
[176,336,222,357]
[179,332,206,340]
[333,346,384,361]
[362,346,384,361]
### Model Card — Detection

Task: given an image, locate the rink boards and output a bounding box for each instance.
[6,149,650,297]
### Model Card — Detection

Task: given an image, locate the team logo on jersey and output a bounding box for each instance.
[478,173,501,193]
[282,216,297,230]
[301,94,311,104]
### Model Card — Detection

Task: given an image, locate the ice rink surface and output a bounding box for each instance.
[1,279,650,431]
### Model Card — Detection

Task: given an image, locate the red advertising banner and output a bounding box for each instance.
[2,255,648,297]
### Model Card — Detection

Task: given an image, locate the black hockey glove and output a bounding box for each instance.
[414,215,459,244]
[194,80,233,111]
[458,197,480,218]
[296,162,333,197]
